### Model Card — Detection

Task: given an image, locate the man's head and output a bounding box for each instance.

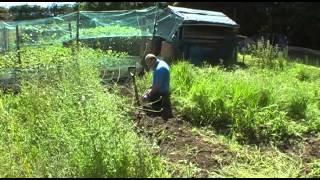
[145,53,157,70]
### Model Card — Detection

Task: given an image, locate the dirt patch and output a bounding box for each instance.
[296,137,320,176]
[133,109,234,177]
[303,137,320,162]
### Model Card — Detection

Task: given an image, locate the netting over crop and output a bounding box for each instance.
[0,6,184,50]
[0,5,186,84]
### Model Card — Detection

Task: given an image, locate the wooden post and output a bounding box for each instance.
[151,3,158,54]
[3,27,7,51]
[75,2,81,84]
[76,3,80,50]
[16,25,21,64]
[69,22,72,38]
[5,28,8,51]
[6,28,9,51]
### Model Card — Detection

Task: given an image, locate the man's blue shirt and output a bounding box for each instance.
[152,59,170,94]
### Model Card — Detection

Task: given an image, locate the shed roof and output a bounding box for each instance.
[167,6,239,28]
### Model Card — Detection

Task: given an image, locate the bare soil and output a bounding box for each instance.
[303,137,320,162]
[115,82,320,177]
[132,107,320,177]
[132,109,234,177]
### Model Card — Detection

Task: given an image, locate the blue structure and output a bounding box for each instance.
[155,5,240,65]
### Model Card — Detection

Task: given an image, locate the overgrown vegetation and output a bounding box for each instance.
[137,40,320,147]
[156,40,320,145]
[0,44,131,69]
[245,37,287,69]
[134,40,320,177]
[0,38,319,177]
[0,46,169,177]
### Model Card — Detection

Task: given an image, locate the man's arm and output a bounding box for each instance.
[148,83,160,97]
[146,67,165,98]
[142,83,160,102]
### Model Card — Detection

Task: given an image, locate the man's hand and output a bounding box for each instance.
[141,89,151,102]
[142,94,149,102]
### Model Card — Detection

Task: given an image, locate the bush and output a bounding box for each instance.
[247,38,287,69]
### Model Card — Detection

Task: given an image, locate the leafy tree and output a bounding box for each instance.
[0,7,10,20]
[79,2,156,11]
[48,3,77,16]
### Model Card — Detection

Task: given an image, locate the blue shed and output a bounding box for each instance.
[155,5,240,65]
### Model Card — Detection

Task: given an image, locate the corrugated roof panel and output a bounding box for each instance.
[182,13,238,27]
[168,5,239,28]
[169,6,225,17]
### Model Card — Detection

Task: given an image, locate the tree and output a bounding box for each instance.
[0,7,10,20]
[79,2,155,11]
[48,3,76,16]
[9,5,48,20]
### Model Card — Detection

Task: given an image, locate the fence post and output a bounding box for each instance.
[3,26,7,52]
[16,25,21,64]
[7,28,10,51]
[76,3,80,51]
[69,22,72,38]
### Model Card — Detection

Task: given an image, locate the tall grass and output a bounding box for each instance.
[0,46,168,177]
[166,56,320,144]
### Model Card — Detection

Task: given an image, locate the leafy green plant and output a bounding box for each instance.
[80,25,142,37]
[296,68,311,81]
[287,95,309,120]
[247,38,286,69]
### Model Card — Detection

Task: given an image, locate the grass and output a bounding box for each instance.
[180,126,310,178]
[205,126,320,178]
[0,44,131,69]
[136,39,319,147]
[0,46,169,177]
[306,160,320,178]
[160,59,320,144]
[1,40,319,177]
[134,41,320,177]
[210,146,303,178]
